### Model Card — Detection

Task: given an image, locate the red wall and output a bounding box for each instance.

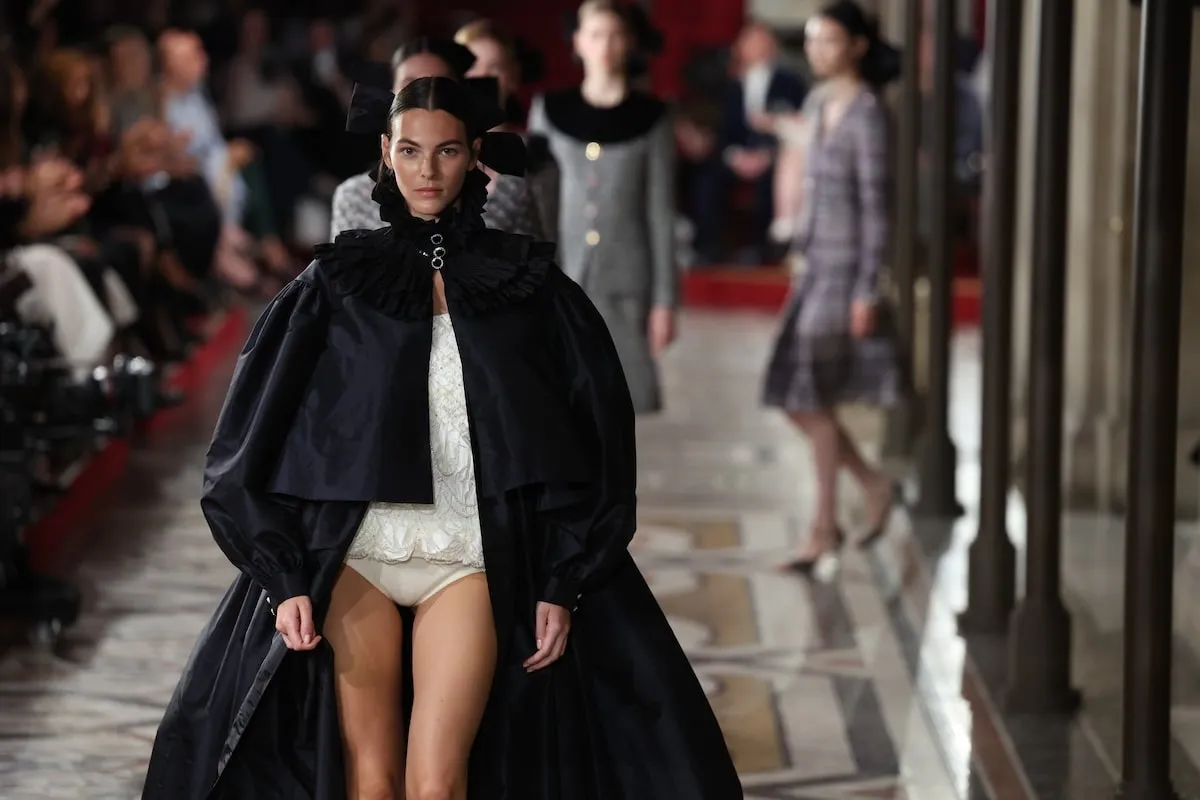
[449,0,583,94]
[649,0,746,98]
[444,0,747,99]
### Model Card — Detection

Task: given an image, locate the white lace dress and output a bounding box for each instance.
[345,314,485,569]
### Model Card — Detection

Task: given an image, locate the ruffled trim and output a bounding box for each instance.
[442,233,555,316]
[314,227,430,320]
[313,224,556,322]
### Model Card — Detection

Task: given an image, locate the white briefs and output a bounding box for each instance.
[344,556,484,608]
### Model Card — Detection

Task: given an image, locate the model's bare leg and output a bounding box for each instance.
[788,409,842,558]
[405,573,496,800]
[323,565,406,799]
[835,424,896,534]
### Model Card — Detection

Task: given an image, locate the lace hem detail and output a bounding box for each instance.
[345,532,485,568]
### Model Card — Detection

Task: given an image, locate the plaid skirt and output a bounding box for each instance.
[762,257,907,412]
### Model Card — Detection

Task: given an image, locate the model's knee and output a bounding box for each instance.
[348,766,401,800]
[406,771,461,800]
[788,410,822,433]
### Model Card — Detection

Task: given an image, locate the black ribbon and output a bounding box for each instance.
[345,83,393,135]
[345,81,527,177]
[514,38,546,84]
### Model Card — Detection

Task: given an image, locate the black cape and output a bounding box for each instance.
[141,181,743,799]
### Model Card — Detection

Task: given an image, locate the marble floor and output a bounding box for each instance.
[0,310,1195,799]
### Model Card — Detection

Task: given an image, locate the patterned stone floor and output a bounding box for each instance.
[1,310,1196,799]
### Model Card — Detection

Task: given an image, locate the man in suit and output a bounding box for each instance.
[692,21,807,265]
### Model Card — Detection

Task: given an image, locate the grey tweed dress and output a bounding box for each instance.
[762,88,906,412]
[528,89,677,414]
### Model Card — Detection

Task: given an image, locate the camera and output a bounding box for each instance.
[0,319,170,645]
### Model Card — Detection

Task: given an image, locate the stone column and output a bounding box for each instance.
[1010,2,1199,519]
[1058,0,1137,511]
[1008,0,1041,415]
[1049,5,1200,519]
[1007,0,1200,655]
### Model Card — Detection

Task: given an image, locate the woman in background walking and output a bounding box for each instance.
[528,0,676,414]
[762,1,906,572]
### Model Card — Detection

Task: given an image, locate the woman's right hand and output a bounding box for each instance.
[26,155,82,197]
[18,191,91,240]
[20,156,90,238]
[275,595,322,651]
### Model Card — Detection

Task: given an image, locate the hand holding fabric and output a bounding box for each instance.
[523,601,571,672]
[274,595,322,651]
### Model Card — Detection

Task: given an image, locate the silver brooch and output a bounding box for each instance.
[429,233,446,270]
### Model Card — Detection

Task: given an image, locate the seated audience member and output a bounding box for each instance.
[157,29,292,290]
[692,21,806,264]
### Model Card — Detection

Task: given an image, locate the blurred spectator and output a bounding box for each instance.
[290,16,363,180]
[158,28,292,289]
[221,9,291,131]
[690,21,807,265]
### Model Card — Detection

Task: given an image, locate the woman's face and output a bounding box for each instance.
[465,38,517,102]
[573,11,628,78]
[382,108,478,220]
[805,16,864,80]
[393,53,456,93]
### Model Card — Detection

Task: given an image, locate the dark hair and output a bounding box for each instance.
[386,76,490,141]
[390,37,475,81]
[817,0,901,88]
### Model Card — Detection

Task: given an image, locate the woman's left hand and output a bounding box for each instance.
[524,601,572,672]
[850,300,876,339]
[648,306,677,359]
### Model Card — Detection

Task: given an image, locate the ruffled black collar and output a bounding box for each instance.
[314,169,554,321]
[541,88,667,143]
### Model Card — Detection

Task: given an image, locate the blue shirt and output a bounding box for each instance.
[164,88,246,224]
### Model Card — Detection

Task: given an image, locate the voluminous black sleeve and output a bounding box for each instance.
[200,277,329,609]
[540,268,638,609]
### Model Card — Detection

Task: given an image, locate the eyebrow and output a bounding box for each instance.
[395,138,466,148]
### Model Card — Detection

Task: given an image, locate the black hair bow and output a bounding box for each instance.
[513,38,546,84]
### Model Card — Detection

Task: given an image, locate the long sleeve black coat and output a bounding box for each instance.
[141,178,743,799]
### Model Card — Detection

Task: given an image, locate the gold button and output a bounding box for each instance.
[585,230,600,246]
[585,142,602,161]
